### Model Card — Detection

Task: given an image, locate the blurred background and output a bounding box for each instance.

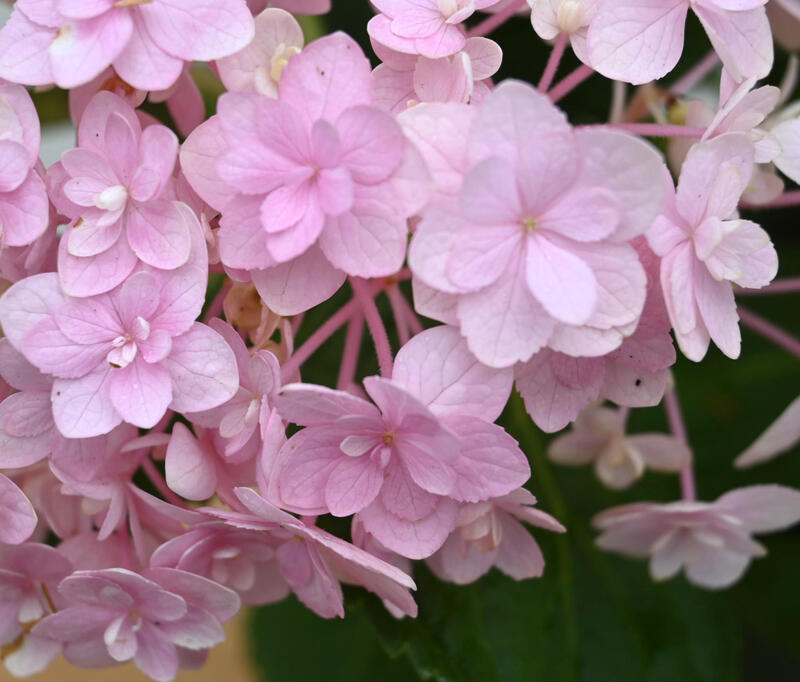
[2,1,799,680]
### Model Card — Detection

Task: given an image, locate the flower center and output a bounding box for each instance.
[437,0,460,19]
[107,316,150,369]
[522,216,538,231]
[95,184,129,212]
[557,1,587,34]
[382,432,395,446]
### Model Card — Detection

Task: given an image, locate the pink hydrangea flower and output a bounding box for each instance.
[0,84,49,249]
[0,0,255,91]
[0,543,71,677]
[0,267,239,438]
[272,326,528,559]
[47,92,201,297]
[205,486,419,619]
[593,485,800,588]
[32,567,240,682]
[0,472,37,545]
[217,8,304,97]
[548,406,691,489]
[368,0,501,58]
[426,488,565,584]
[181,32,431,315]
[514,239,676,432]
[587,0,773,85]
[408,81,664,368]
[647,133,778,361]
[372,37,502,114]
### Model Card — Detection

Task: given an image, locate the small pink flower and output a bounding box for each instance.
[0,84,49,249]
[427,488,565,584]
[647,134,778,361]
[594,485,800,589]
[529,0,600,64]
[548,406,691,489]
[0,543,71,677]
[0,0,255,91]
[33,567,240,682]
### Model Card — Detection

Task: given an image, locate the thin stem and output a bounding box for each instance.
[743,189,800,209]
[386,284,411,345]
[670,51,720,95]
[351,277,394,378]
[581,123,705,138]
[739,307,800,359]
[280,298,361,381]
[664,386,696,501]
[538,33,569,93]
[736,278,800,296]
[203,281,230,323]
[466,0,526,38]
[398,292,424,335]
[141,457,188,508]
[337,314,364,391]
[548,64,594,104]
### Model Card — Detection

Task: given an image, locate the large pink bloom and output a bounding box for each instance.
[0,84,49,249]
[586,0,773,85]
[33,567,240,682]
[0,0,254,91]
[647,133,778,361]
[594,485,800,589]
[273,326,528,559]
[368,0,501,58]
[182,32,431,315]
[408,81,665,368]
[204,487,419,619]
[0,266,239,438]
[48,92,200,297]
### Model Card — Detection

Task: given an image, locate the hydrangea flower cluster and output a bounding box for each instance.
[0,0,798,679]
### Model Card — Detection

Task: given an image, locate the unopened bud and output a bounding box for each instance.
[557,0,586,35]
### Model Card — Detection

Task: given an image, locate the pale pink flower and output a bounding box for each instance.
[33,567,240,682]
[204,486,419,619]
[587,0,773,85]
[426,488,565,584]
[368,0,500,58]
[0,472,37,545]
[735,395,800,468]
[0,267,239,438]
[0,0,255,91]
[548,406,691,489]
[47,92,201,296]
[217,8,304,97]
[514,239,676,432]
[0,84,49,249]
[372,37,502,114]
[408,81,664,368]
[594,485,800,588]
[0,543,71,677]
[273,326,526,559]
[529,0,600,64]
[181,32,431,315]
[647,134,778,361]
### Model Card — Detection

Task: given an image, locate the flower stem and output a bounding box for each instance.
[538,33,569,92]
[387,283,411,345]
[580,123,705,138]
[664,386,696,501]
[736,278,800,296]
[739,307,800,359]
[337,314,364,391]
[669,51,719,95]
[141,457,188,509]
[351,277,394,378]
[548,64,594,104]
[203,280,230,324]
[467,0,527,38]
[744,189,800,209]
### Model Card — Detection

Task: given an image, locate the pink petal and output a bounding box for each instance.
[276,383,380,426]
[126,200,193,270]
[693,262,740,359]
[325,455,385,517]
[112,13,183,91]
[51,366,122,438]
[0,172,50,247]
[715,485,800,533]
[179,116,238,213]
[0,473,37,544]
[735,396,800,467]
[0,8,56,87]
[337,106,405,185]
[109,358,173,428]
[494,513,545,580]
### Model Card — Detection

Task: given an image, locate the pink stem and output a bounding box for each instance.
[398,293,424,335]
[386,284,411,345]
[670,51,720,95]
[466,0,527,38]
[141,458,188,509]
[280,298,361,381]
[664,387,696,501]
[350,277,394,378]
[736,277,800,296]
[337,314,364,391]
[739,307,800,359]
[538,33,569,93]
[548,64,594,104]
[291,312,305,337]
[581,123,706,138]
[743,189,800,209]
[203,281,230,323]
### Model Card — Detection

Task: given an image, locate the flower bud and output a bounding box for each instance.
[557,0,586,35]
